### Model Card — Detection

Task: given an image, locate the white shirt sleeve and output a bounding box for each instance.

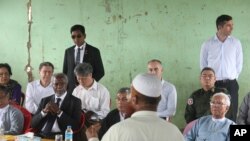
[236,40,243,78]
[25,83,36,114]
[200,42,208,70]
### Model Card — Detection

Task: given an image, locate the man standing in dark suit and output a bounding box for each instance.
[63,24,105,94]
[31,73,82,140]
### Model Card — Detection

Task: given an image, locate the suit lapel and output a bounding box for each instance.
[83,44,89,62]
[70,46,76,65]
[60,94,70,111]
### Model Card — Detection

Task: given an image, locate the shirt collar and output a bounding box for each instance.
[131,111,157,118]
[80,80,98,91]
[74,42,86,50]
[213,34,232,41]
[212,117,226,122]
[0,104,9,113]
[161,79,165,85]
[36,80,53,87]
[55,91,67,102]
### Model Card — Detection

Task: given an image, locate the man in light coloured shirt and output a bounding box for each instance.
[185,93,235,141]
[86,73,184,141]
[200,15,243,121]
[0,85,24,135]
[72,63,110,123]
[147,59,177,121]
[25,62,55,114]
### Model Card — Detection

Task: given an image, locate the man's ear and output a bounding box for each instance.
[131,95,138,105]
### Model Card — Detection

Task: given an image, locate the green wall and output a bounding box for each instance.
[1,0,250,128]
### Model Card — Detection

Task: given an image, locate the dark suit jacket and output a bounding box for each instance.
[98,109,121,139]
[31,94,82,136]
[63,43,105,94]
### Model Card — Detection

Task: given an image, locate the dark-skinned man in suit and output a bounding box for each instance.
[63,24,104,94]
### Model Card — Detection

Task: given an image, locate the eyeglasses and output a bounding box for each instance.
[0,73,9,77]
[210,102,227,106]
[201,75,214,79]
[116,98,128,102]
[71,34,82,39]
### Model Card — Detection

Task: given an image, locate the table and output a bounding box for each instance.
[4,135,54,141]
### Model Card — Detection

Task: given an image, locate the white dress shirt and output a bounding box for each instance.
[89,111,184,141]
[25,80,54,114]
[200,35,243,80]
[72,80,110,119]
[157,79,177,118]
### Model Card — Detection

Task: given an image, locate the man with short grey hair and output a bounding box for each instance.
[185,92,234,141]
[72,63,110,124]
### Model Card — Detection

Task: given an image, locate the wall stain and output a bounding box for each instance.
[104,0,111,13]
[107,60,112,64]
[118,14,123,19]
[112,15,116,22]
[201,4,206,10]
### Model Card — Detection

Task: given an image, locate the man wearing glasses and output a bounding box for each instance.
[63,24,105,94]
[185,93,235,141]
[184,67,233,124]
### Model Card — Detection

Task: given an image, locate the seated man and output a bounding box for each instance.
[0,85,24,135]
[184,67,233,123]
[25,62,55,114]
[147,59,177,121]
[72,63,110,125]
[98,87,130,139]
[185,92,235,141]
[86,73,184,141]
[31,73,82,139]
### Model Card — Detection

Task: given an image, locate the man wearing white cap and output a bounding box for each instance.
[86,73,184,141]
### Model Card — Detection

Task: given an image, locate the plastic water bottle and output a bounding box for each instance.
[65,126,73,141]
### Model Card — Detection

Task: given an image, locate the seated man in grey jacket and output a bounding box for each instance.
[0,85,24,135]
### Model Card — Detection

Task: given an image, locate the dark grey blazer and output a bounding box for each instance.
[31,94,82,134]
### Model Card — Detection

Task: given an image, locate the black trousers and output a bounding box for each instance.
[215,79,239,122]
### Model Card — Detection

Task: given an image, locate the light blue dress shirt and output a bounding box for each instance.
[157,80,177,118]
[200,35,243,80]
[185,115,235,141]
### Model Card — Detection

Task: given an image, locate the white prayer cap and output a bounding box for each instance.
[132,73,162,97]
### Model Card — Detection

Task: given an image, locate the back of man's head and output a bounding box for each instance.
[131,73,162,109]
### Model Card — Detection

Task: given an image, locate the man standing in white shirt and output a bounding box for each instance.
[72,63,110,125]
[147,59,177,121]
[200,14,243,121]
[25,62,55,115]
